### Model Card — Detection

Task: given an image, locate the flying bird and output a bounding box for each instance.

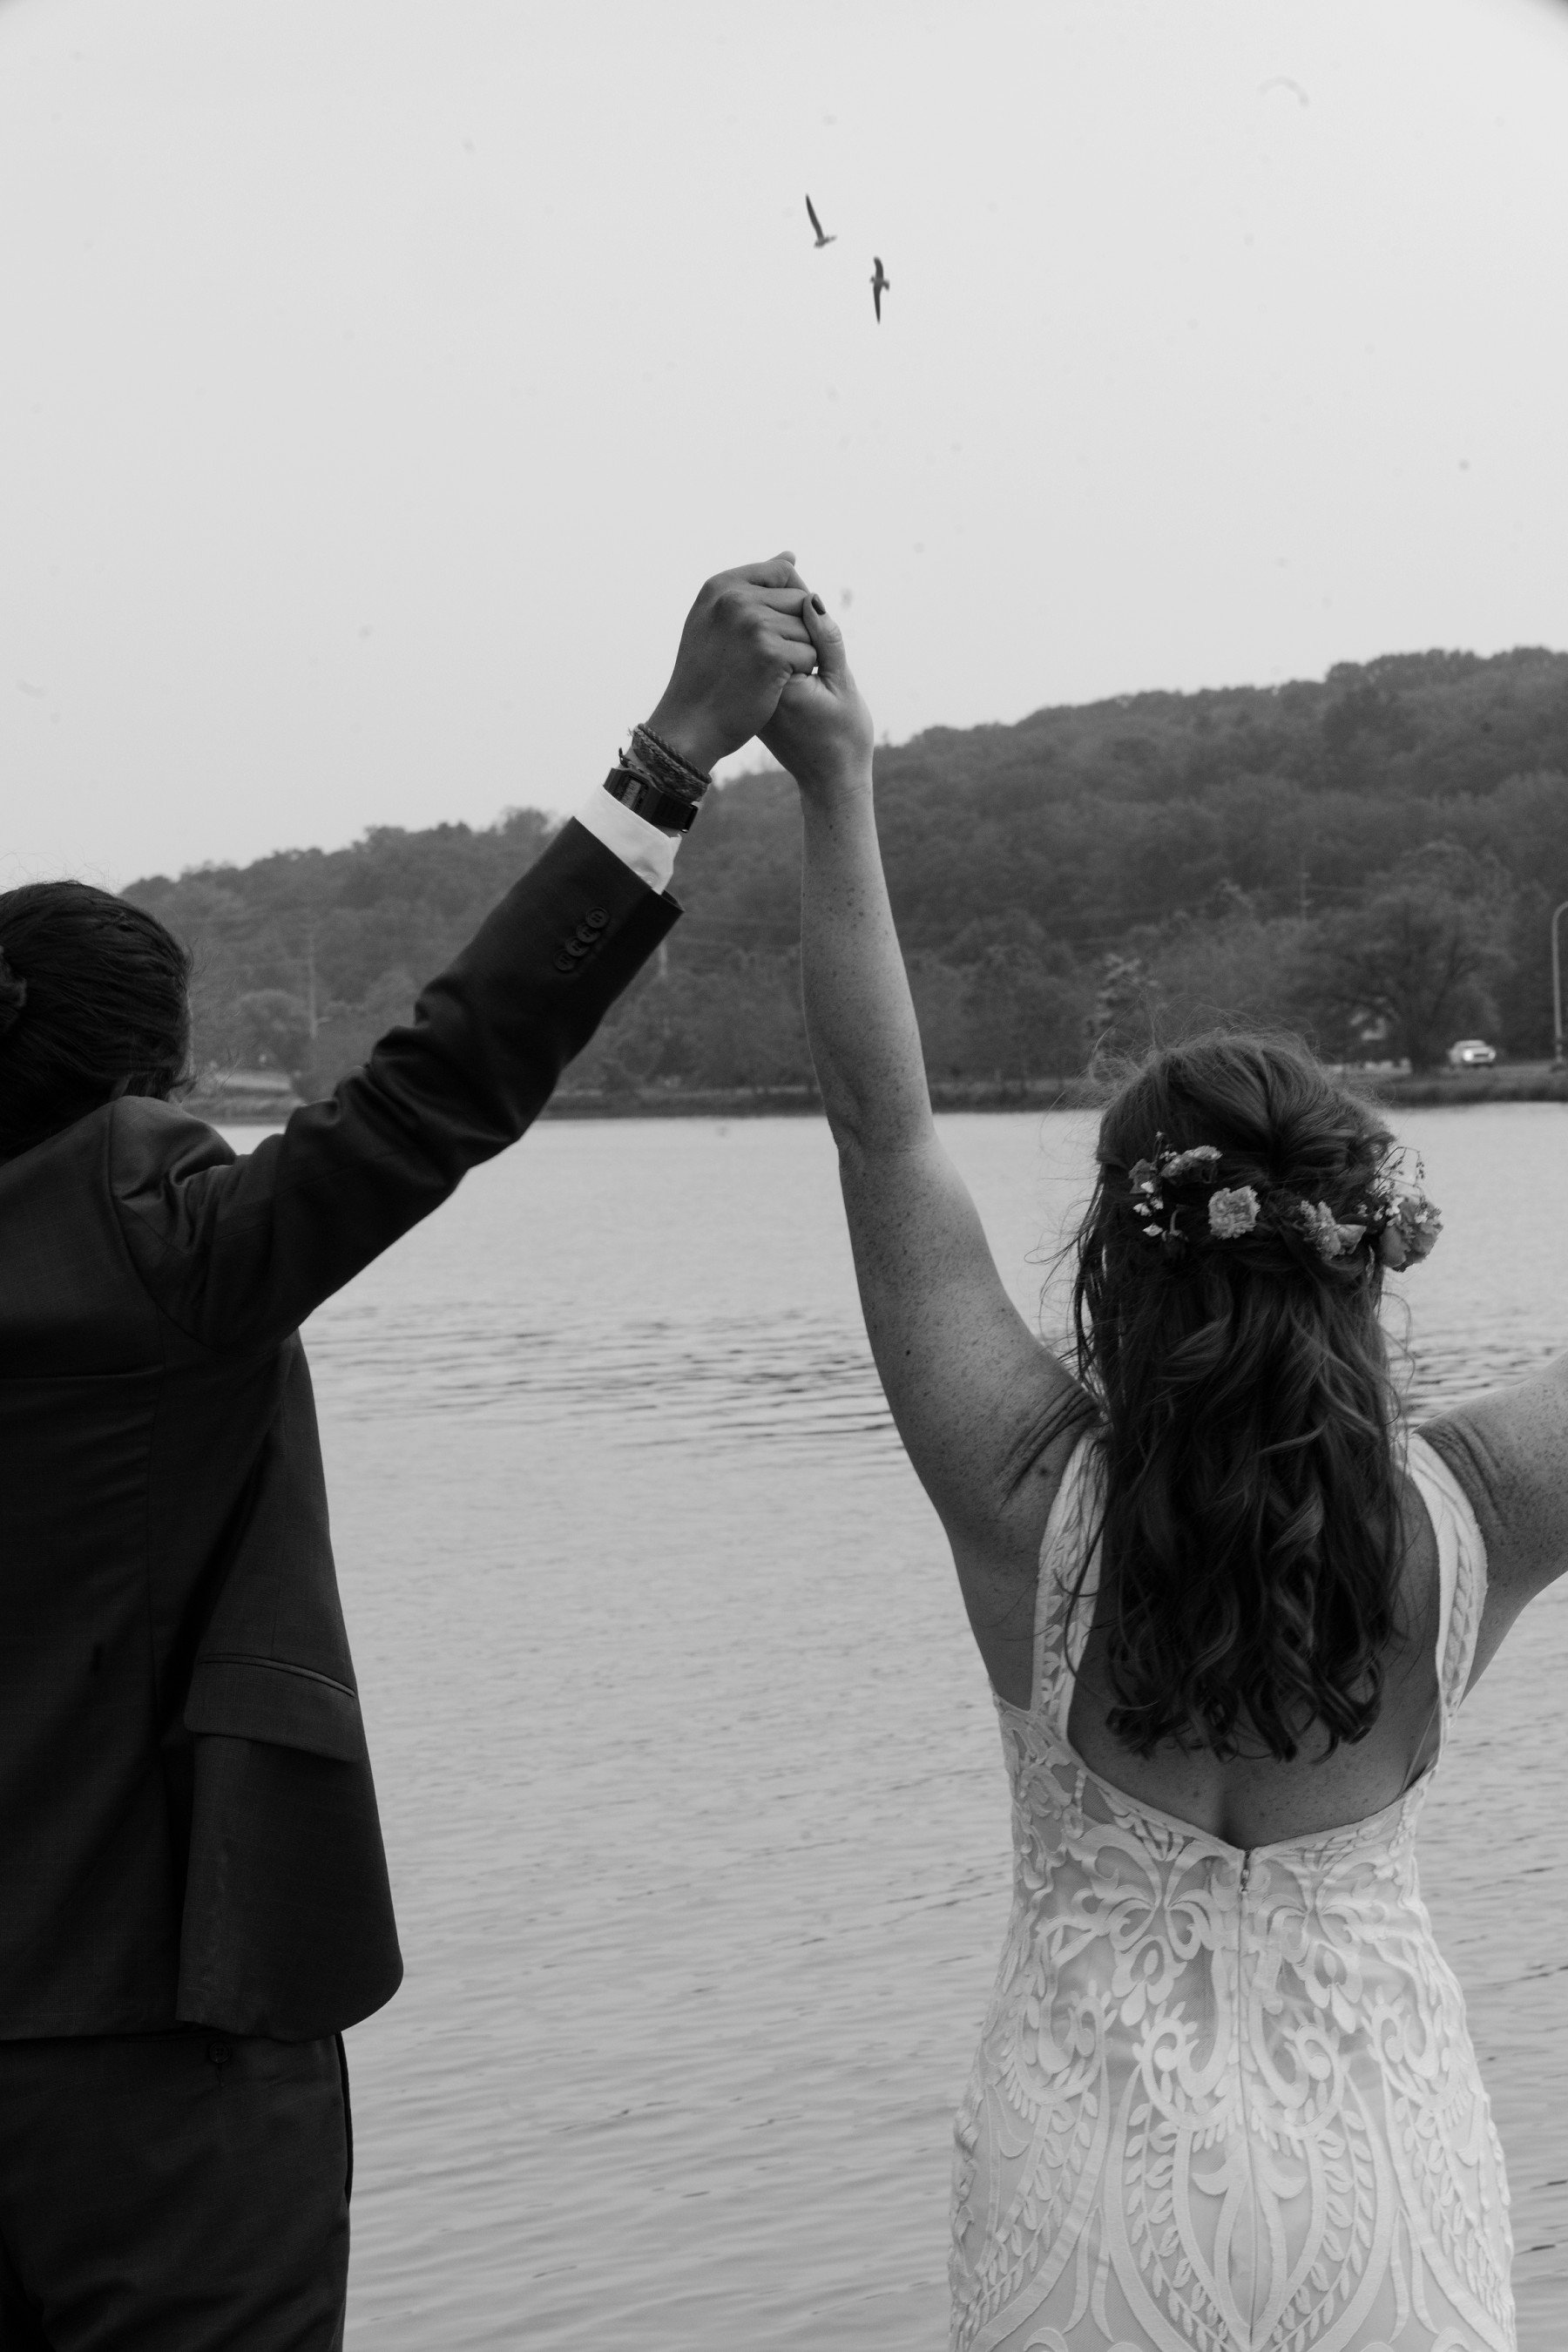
[805,194,836,248]
[870,256,889,323]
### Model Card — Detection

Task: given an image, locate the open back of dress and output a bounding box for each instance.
[949,1434,1515,2352]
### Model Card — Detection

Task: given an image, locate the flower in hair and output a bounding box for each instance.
[1376,1186,1442,1269]
[1161,1146,1221,1181]
[1207,1185,1260,1240]
[1128,1141,1229,1241]
[1124,1132,1442,1274]
[1126,1156,1168,1236]
[1288,1198,1369,1262]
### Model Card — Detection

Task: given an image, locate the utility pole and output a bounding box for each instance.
[1552,902,1568,1069]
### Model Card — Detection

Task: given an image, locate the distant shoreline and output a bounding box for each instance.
[190,1063,1568,1125]
[1354,1063,1568,1107]
[534,1065,1568,1118]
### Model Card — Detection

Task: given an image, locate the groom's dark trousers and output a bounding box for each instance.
[0,821,679,2349]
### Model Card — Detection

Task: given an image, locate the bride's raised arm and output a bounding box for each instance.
[761,598,1085,1687]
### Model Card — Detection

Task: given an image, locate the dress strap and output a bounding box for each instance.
[1405,1433,1489,1726]
[1031,1434,1103,1729]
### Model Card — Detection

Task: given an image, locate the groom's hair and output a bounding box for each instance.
[0,882,192,1159]
[1065,1030,1405,1766]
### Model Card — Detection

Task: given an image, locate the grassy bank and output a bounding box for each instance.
[539,1078,1110,1119]
[541,1065,1568,1119]
[1352,1061,1568,1106]
[186,1076,1094,1125]
[187,1064,1568,1126]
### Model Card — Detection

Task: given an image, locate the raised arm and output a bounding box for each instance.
[1421,1364,1568,1692]
[112,556,821,1354]
[760,602,1085,1686]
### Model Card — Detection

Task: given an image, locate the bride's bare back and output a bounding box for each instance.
[1014,1373,1566,1851]
[1062,1465,1445,1848]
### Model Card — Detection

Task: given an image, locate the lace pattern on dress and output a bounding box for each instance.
[950,1435,1514,2352]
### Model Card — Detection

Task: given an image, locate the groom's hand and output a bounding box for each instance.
[645,553,821,774]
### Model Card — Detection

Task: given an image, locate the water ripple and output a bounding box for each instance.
[308,1304,900,1452]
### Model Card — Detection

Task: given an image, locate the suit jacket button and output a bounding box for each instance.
[552,954,576,974]
[585,909,609,930]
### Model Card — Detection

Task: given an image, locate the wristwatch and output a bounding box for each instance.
[601,763,702,835]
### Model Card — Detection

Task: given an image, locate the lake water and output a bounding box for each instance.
[247,1105,1567,2349]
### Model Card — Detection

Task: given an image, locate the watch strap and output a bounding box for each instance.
[602,763,701,835]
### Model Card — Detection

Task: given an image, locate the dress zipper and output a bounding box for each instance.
[1236,1848,1259,2296]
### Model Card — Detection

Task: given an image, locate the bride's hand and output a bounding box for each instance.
[760,597,875,801]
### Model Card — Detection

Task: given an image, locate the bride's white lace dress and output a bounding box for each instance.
[950,1434,1515,2352]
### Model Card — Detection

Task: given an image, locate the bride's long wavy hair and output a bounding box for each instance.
[1068,1032,1406,1763]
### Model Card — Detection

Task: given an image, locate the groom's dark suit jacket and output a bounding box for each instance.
[0,820,677,2043]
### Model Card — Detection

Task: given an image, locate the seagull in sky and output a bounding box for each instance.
[870,256,889,323]
[805,194,836,247]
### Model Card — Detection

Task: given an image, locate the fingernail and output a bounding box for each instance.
[811,593,825,613]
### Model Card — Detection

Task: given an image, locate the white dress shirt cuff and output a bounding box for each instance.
[573,785,681,896]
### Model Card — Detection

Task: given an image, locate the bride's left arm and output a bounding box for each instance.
[762,603,1086,1597]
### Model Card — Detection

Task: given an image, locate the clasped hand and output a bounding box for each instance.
[647,553,875,794]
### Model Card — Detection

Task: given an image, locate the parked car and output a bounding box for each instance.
[1447,1038,1497,1068]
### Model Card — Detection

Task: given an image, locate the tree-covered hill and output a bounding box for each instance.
[125,645,1568,1096]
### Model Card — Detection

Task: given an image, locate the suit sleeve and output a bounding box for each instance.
[112,818,679,1350]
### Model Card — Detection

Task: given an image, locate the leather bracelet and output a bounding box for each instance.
[601,763,701,835]
[631,721,712,801]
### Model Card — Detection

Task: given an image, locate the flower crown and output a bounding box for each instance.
[1125,1138,1442,1272]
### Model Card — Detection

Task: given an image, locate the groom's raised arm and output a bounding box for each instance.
[108,554,822,1350]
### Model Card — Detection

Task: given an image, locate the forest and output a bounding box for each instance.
[125,645,1568,1098]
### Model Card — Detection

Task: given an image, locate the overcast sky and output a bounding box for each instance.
[3,0,1568,888]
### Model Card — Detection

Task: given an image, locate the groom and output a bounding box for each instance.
[0,556,821,2349]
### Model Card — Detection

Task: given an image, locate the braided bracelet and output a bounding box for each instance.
[629,721,712,801]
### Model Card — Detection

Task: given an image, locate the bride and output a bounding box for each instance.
[760,594,1552,2349]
